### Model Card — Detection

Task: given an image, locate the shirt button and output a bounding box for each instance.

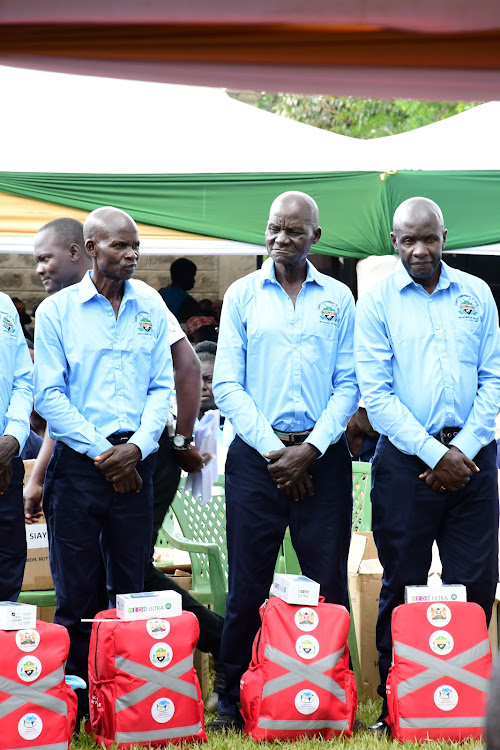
[294,344,299,349]
[108,312,113,317]
[446,384,450,388]
[295,371,299,376]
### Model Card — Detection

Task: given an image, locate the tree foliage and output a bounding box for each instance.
[255,94,478,139]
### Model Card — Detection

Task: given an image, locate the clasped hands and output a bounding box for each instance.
[94,443,143,494]
[419,445,479,493]
[263,443,319,501]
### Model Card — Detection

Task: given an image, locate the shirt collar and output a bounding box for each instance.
[260,257,325,288]
[393,258,460,293]
[78,270,137,303]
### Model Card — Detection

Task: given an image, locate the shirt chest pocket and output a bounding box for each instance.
[456,325,481,366]
[129,335,156,386]
[312,325,339,374]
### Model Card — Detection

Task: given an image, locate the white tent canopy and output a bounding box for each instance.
[2,65,500,174]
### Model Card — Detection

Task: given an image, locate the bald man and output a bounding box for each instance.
[210,191,358,729]
[355,197,500,735]
[34,207,173,720]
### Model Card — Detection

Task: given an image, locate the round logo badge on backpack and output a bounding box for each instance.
[295,608,319,632]
[429,630,454,656]
[149,642,173,668]
[434,684,459,711]
[17,656,42,682]
[18,713,43,740]
[16,629,40,653]
[151,697,175,723]
[295,689,319,715]
[295,635,320,660]
[146,619,170,639]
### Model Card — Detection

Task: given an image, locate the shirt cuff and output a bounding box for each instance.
[4,423,27,456]
[257,433,286,458]
[419,437,448,469]
[87,437,114,460]
[450,430,482,461]
[305,427,332,458]
[129,433,155,460]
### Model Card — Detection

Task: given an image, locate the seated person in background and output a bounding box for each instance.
[345,399,379,462]
[186,315,218,345]
[194,340,217,419]
[199,298,215,317]
[159,258,201,323]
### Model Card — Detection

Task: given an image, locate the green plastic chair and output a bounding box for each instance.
[157,477,228,617]
[351,460,372,532]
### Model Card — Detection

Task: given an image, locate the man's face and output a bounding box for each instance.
[265,200,320,268]
[34,228,75,294]
[200,361,215,413]
[391,207,446,287]
[88,215,140,282]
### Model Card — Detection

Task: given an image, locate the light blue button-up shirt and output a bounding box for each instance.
[34,271,173,460]
[0,294,33,452]
[213,258,359,456]
[355,260,500,469]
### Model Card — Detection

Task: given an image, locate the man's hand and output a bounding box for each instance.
[263,443,319,499]
[112,469,143,494]
[94,443,142,483]
[0,436,19,494]
[174,446,212,473]
[24,480,44,523]
[419,446,479,493]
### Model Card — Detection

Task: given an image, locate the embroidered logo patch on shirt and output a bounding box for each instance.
[318,300,339,325]
[456,294,479,322]
[0,312,16,335]
[135,311,152,334]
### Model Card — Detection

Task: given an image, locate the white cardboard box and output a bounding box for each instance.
[405,584,467,604]
[116,591,182,621]
[0,601,36,630]
[272,574,320,606]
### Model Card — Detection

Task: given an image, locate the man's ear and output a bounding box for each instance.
[311,226,322,245]
[85,239,96,258]
[390,232,398,253]
[69,243,82,261]
[442,228,448,251]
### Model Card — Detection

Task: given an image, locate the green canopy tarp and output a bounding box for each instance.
[1,170,500,259]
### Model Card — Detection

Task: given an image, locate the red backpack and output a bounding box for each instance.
[240,597,357,741]
[87,609,206,748]
[0,620,77,750]
[387,601,492,742]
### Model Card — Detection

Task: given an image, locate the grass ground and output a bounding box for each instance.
[70,698,485,749]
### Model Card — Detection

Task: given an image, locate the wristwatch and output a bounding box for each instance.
[171,434,193,451]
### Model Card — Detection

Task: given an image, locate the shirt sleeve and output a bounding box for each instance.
[212,286,284,456]
[34,301,115,459]
[3,310,33,454]
[305,290,359,455]
[355,292,448,469]
[451,286,500,459]
[128,303,174,459]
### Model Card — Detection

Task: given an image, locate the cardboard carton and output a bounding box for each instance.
[0,601,36,630]
[22,459,53,592]
[272,574,320,606]
[348,532,383,698]
[405,583,467,604]
[116,591,182,620]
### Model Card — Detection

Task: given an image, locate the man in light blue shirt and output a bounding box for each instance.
[34,207,173,714]
[209,191,358,730]
[355,197,500,736]
[0,295,33,601]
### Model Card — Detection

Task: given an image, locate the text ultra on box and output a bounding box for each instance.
[405,584,467,604]
[116,591,182,621]
[272,574,320,606]
[0,602,36,630]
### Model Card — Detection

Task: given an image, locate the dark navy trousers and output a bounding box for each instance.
[218,435,353,712]
[43,442,157,683]
[372,437,499,697]
[0,456,25,601]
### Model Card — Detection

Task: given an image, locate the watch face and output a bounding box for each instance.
[173,435,185,447]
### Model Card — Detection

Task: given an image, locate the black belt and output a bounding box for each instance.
[273,429,312,446]
[433,427,461,446]
[107,431,134,445]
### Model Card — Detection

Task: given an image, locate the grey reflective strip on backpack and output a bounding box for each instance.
[9,743,68,750]
[262,645,345,703]
[115,723,202,743]
[399,717,485,729]
[394,639,490,698]
[115,653,197,712]
[258,718,349,731]
[0,667,68,719]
